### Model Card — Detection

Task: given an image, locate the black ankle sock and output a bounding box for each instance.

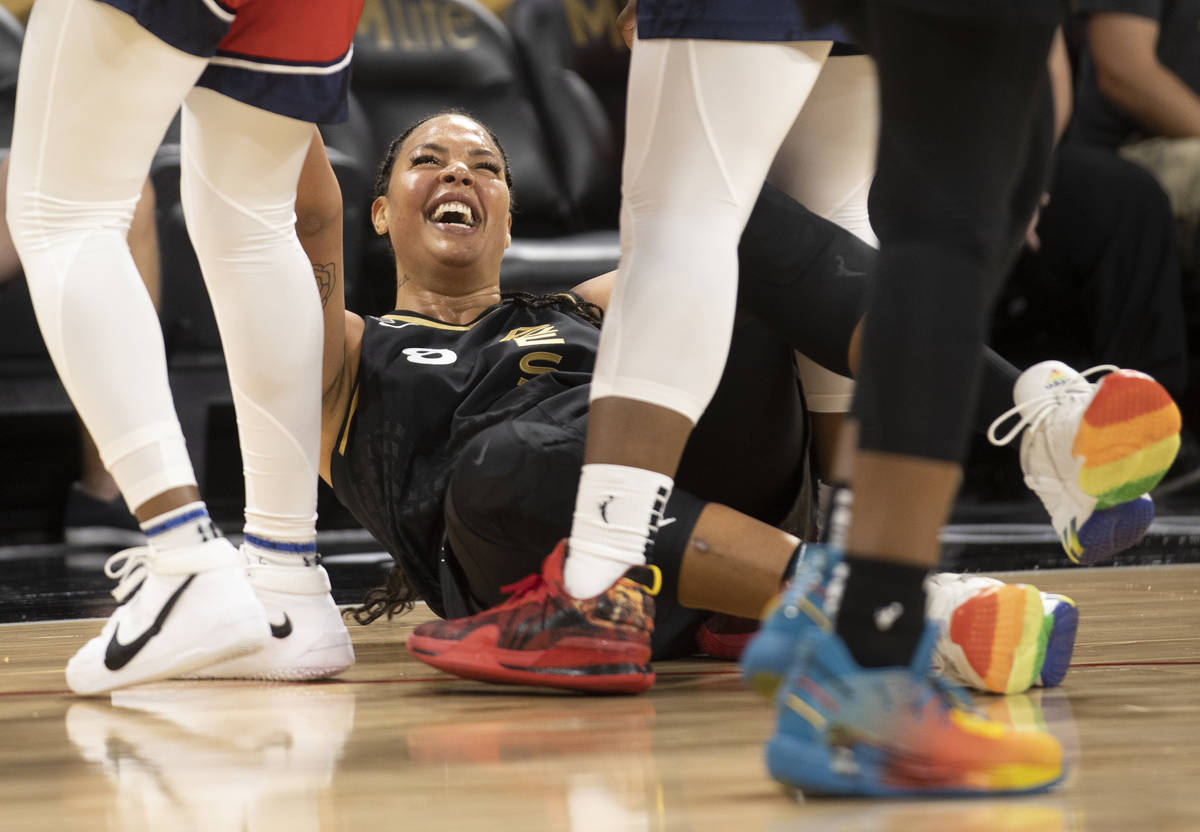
[833,555,928,668]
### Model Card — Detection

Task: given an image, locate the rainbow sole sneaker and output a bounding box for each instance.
[744,554,1080,698]
[766,625,1065,798]
[740,543,840,698]
[1037,593,1078,687]
[926,573,1078,694]
[989,361,1180,566]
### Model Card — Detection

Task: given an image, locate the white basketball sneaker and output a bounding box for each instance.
[65,538,270,695]
[186,555,354,681]
[988,361,1180,565]
[925,572,1077,695]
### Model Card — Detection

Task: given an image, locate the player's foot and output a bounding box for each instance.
[695,613,759,660]
[740,543,841,698]
[406,540,657,693]
[184,555,354,681]
[925,573,1077,694]
[1037,593,1078,687]
[65,538,269,695]
[766,624,1065,797]
[988,361,1180,565]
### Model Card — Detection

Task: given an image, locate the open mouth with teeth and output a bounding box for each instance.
[428,200,477,228]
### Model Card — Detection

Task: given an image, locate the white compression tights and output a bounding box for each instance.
[8,0,321,541]
[590,37,832,423]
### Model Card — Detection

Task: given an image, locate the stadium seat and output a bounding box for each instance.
[505,0,627,229]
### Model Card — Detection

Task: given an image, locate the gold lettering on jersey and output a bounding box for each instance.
[358,0,480,51]
[517,351,563,385]
[501,325,565,347]
[563,0,624,49]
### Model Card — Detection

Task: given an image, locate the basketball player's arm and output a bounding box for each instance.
[1088,11,1200,138]
[570,270,616,314]
[295,126,365,484]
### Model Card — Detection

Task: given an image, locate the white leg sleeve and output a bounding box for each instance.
[769,54,881,414]
[180,87,321,542]
[590,37,831,423]
[6,0,207,509]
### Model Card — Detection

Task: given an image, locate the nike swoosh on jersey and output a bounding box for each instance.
[103,574,197,671]
[270,613,293,639]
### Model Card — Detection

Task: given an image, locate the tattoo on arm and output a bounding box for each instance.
[313,262,336,308]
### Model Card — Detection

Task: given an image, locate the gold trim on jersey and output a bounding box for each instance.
[380,313,478,331]
[337,385,360,457]
[501,324,565,346]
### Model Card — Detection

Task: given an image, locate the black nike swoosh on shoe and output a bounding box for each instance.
[103,574,197,671]
[270,614,292,639]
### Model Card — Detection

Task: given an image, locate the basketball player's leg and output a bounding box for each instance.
[567,37,831,598]
[755,4,1065,797]
[176,87,353,681]
[6,0,267,693]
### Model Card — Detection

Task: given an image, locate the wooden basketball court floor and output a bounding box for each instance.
[2,564,1199,832]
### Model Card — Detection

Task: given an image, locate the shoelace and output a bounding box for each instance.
[498,571,551,607]
[987,364,1118,447]
[104,546,153,603]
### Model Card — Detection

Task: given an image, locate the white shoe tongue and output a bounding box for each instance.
[1013,359,1082,406]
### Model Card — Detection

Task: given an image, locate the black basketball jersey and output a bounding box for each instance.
[329,296,600,607]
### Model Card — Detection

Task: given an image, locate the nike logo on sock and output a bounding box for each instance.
[270,614,293,639]
[599,495,615,524]
[103,575,196,671]
[874,601,905,632]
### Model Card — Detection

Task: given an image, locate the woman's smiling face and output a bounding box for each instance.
[373,113,512,280]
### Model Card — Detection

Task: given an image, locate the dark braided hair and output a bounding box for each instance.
[344,562,422,624]
[501,290,603,328]
[372,108,515,201]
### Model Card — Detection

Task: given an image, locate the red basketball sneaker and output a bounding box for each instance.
[406,541,657,693]
[695,614,760,660]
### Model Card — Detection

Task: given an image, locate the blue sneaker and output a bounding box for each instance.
[766,624,1065,798]
[740,543,842,698]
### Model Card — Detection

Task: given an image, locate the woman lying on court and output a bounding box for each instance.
[294,111,1174,695]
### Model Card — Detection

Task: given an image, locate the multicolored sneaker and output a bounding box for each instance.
[988,361,1180,565]
[1037,593,1078,688]
[406,540,657,693]
[925,573,1077,694]
[740,543,841,698]
[766,624,1065,797]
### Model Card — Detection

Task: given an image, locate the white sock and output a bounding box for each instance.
[141,502,221,554]
[243,532,319,568]
[564,463,673,599]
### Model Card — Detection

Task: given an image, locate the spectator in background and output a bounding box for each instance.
[1001,24,1189,397]
[1071,0,1200,276]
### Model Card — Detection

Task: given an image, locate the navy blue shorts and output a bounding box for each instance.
[96,0,363,123]
[637,0,853,44]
